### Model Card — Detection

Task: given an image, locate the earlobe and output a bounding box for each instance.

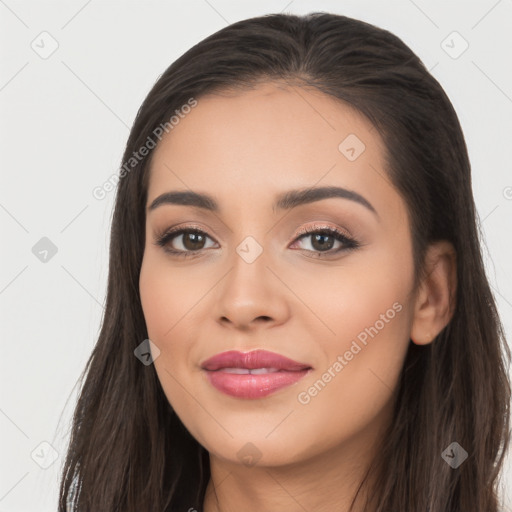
[410,241,457,346]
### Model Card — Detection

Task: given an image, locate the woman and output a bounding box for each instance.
[60,12,511,512]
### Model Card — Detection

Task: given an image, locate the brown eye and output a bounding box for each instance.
[180,231,208,251]
[154,228,217,257]
[308,232,336,251]
[291,226,359,257]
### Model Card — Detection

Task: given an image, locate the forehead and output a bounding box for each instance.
[146,82,395,217]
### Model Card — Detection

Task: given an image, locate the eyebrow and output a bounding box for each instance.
[147,186,378,218]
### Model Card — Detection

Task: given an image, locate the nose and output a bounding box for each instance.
[213,246,290,331]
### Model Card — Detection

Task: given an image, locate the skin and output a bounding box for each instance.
[139,81,457,512]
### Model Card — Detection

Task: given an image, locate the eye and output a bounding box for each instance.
[289,225,360,258]
[153,224,360,259]
[153,227,217,258]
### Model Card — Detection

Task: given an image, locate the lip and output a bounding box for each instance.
[201,349,312,399]
[201,349,311,371]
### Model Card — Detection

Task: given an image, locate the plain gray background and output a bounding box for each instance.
[1,1,511,510]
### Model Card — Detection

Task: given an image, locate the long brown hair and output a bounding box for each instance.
[59,12,511,511]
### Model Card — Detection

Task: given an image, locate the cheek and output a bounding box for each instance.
[139,256,200,425]
[139,252,208,395]
[291,250,413,438]
[139,253,202,341]
[284,302,410,463]
[139,254,197,405]
[286,240,412,353]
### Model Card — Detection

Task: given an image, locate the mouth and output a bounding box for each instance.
[200,349,313,399]
[215,367,288,374]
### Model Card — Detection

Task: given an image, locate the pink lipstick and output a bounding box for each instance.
[201,349,312,399]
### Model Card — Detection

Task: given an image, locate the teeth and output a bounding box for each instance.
[250,367,280,374]
[221,367,281,374]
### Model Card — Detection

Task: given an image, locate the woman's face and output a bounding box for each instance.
[139,82,416,468]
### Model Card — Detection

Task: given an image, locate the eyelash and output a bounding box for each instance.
[153,224,360,259]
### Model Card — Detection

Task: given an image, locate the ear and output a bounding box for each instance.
[410,241,457,345]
